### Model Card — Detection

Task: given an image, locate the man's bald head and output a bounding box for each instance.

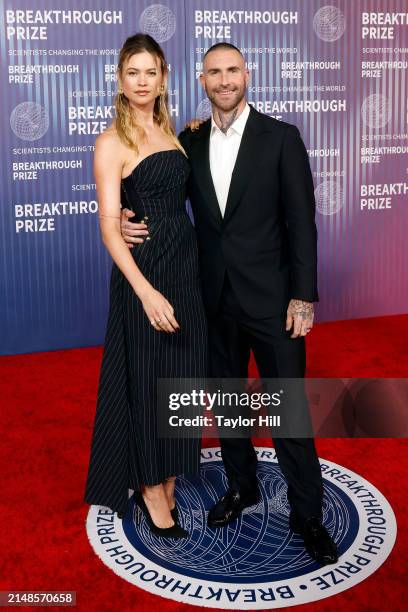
[203,42,245,63]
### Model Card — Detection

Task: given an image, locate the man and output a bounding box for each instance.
[121,42,338,565]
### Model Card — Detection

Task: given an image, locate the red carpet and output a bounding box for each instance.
[1,314,407,611]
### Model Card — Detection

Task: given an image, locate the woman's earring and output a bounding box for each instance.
[118,83,123,95]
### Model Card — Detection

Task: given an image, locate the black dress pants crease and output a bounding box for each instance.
[207,274,323,523]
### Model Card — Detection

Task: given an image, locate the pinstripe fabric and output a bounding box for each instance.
[84,150,208,514]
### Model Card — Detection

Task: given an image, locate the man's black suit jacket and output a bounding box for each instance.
[178,105,318,319]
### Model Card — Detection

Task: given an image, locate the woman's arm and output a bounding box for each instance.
[95,132,150,296]
[95,132,179,333]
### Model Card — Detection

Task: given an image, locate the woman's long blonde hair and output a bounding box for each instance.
[115,33,185,156]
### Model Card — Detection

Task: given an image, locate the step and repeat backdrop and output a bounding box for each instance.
[1,0,407,354]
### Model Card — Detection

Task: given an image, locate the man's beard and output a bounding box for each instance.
[206,85,245,113]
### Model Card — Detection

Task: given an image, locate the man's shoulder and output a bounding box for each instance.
[250,106,299,136]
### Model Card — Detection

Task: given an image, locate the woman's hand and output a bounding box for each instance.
[184,118,204,131]
[139,287,180,333]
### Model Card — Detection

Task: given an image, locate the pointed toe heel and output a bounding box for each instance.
[134,491,188,539]
[170,503,179,523]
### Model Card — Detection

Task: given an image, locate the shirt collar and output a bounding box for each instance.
[210,102,250,136]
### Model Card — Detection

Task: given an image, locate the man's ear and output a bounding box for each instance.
[199,73,205,89]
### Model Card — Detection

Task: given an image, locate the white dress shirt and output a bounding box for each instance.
[209,102,250,217]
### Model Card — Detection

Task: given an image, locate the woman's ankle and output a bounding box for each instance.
[163,478,176,509]
[142,484,165,502]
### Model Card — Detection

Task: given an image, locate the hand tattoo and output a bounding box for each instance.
[288,299,314,321]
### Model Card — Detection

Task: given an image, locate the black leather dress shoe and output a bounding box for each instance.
[290,516,338,565]
[208,489,260,528]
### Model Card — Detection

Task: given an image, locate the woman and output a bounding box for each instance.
[84,33,207,538]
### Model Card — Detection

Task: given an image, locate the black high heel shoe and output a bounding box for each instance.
[170,503,178,523]
[134,491,188,539]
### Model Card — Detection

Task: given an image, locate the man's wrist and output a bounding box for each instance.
[290,297,313,304]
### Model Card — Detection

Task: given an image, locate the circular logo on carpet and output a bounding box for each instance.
[86,447,397,609]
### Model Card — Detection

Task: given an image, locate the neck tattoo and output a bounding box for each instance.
[216,108,238,134]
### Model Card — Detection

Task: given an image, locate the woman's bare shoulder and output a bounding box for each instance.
[95,121,121,147]
[94,127,127,181]
[94,122,127,164]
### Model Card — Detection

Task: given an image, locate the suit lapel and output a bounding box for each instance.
[189,106,264,226]
[223,106,263,224]
[190,121,223,226]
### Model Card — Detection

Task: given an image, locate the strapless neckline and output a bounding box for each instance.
[121,149,182,182]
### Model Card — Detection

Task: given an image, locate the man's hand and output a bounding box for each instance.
[120,208,149,248]
[184,118,204,131]
[286,299,314,338]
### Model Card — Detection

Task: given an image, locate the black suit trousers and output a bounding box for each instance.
[208,274,324,522]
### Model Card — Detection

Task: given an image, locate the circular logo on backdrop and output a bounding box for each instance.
[361,94,392,129]
[10,101,49,141]
[313,6,346,42]
[139,4,176,42]
[86,447,396,609]
[196,98,212,121]
[315,180,344,215]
